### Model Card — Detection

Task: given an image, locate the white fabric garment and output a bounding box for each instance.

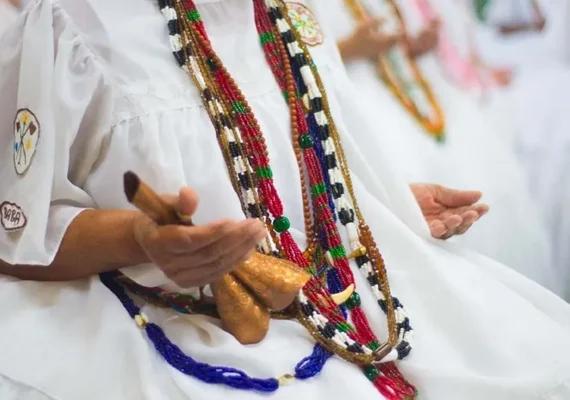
[320,0,557,291]
[0,1,18,38]
[428,0,570,299]
[479,0,570,68]
[1,1,570,399]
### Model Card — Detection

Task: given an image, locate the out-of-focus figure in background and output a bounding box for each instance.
[318,0,558,294]
[399,0,570,300]
[474,0,570,69]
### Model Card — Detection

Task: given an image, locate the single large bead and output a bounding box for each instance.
[364,365,380,381]
[345,292,361,309]
[273,216,291,233]
[298,134,314,149]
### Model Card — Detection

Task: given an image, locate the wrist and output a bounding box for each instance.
[128,212,153,266]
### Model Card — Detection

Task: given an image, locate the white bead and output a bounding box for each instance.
[161,7,177,21]
[169,34,182,52]
[189,57,206,89]
[300,66,316,86]
[383,349,399,362]
[276,19,289,33]
[314,111,327,126]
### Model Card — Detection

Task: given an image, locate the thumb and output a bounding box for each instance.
[434,185,482,207]
[177,186,200,217]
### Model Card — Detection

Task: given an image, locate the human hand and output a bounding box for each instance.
[132,187,266,288]
[491,68,513,87]
[410,183,489,239]
[338,17,404,61]
[409,18,440,58]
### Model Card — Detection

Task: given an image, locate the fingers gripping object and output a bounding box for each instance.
[122,171,354,344]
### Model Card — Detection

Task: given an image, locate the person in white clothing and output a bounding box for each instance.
[1,1,570,400]
[319,0,558,292]
[412,0,570,299]
[474,0,570,69]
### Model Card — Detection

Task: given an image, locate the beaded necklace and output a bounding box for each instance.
[343,0,446,142]
[102,0,416,398]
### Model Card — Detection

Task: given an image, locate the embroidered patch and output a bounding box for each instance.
[13,108,40,176]
[287,2,324,47]
[0,201,27,232]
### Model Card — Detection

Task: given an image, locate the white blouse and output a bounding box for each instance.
[1,1,570,400]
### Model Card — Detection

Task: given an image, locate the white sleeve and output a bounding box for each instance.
[0,0,113,266]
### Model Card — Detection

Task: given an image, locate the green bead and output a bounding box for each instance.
[273,216,291,233]
[231,101,246,114]
[260,32,275,45]
[367,341,380,351]
[329,245,346,259]
[364,365,380,381]
[206,58,217,71]
[256,167,273,179]
[345,292,361,309]
[298,134,314,149]
[311,183,327,197]
[337,322,351,333]
[186,10,201,22]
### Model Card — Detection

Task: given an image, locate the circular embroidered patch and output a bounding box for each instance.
[287,2,324,47]
[13,108,40,176]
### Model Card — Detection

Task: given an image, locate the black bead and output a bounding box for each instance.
[338,209,352,225]
[324,154,337,169]
[316,125,330,140]
[330,183,344,199]
[367,273,379,286]
[228,142,240,158]
[321,323,336,339]
[293,54,306,68]
[247,204,261,218]
[237,173,250,190]
[399,318,411,332]
[346,343,364,354]
[220,114,231,127]
[203,88,213,102]
[173,50,185,67]
[167,20,179,36]
[282,31,295,44]
[392,297,402,309]
[311,97,323,112]
[269,8,281,22]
